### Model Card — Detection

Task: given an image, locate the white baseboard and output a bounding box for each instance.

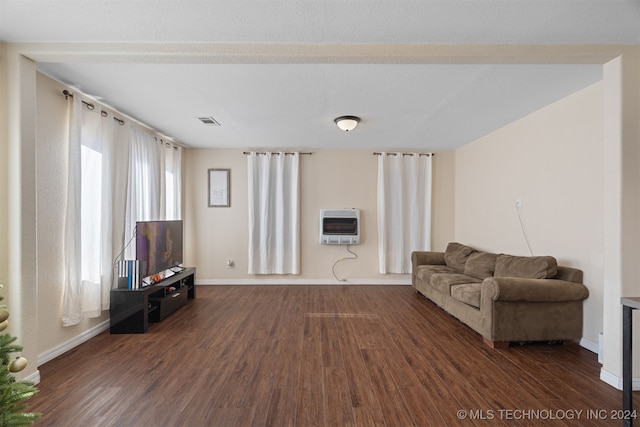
[23,370,41,385]
[582,338,640,391]
[196,278,412,286]
[37,319,110,367]
[598,368,640,391]
[580,337,598,354]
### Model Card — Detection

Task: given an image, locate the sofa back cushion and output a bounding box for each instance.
[443,242,476,271]
[555,266,584,284]
[494,254,558,279]
[464,252,498,279]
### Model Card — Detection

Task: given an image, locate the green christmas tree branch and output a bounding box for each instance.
[0,286,41,427]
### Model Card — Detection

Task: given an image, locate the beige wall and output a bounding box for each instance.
[432,151,455,251]
[0,48,39,381]
[0,43,8,310]
[601,52,640,384]
[184,149,454,283]
[454,82,604,345]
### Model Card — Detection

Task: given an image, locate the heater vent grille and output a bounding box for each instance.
[198,116,221,126]
[319,208,360,245]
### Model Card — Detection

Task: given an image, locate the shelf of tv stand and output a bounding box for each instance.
[109,267,196,334]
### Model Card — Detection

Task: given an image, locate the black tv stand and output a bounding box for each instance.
[110,267,196,334]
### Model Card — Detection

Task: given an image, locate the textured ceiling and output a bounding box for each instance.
[1,1,639,149]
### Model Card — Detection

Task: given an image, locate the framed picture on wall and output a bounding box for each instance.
[208,168,230,207]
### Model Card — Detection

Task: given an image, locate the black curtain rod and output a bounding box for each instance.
[153,136,179,151]
[373,152,434,157]
[243,151,313,156]
[62,90,125,125]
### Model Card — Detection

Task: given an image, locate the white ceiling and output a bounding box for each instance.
[1,1,639,150]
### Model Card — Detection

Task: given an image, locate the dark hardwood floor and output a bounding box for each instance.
[28,285,635,426]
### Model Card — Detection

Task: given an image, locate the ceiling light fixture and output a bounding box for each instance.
[334,116,360,132]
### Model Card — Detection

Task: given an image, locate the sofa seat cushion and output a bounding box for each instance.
[431,273,481,295]
[464,251,498,279]
[443,242,476,271]
[494,254,558,279]
[414,265,459,284]
[451,283,482,308]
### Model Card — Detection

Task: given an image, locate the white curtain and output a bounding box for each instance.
[124,128,163,259]
[111,122,132,266]
[95,104,114,316]
[123,131,182,259]
[62,95,83,326]
[130,128,162,220]
[62,92,183,326]
[377,152,432,274]
[247,152,300,274]
[165,144,182,220]
[62,97,115,325]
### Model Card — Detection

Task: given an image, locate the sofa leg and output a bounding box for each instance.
[483,337,509,349]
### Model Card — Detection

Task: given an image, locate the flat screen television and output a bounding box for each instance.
[136,220,184,278]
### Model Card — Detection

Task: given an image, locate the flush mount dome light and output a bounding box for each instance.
[334,116,360,132]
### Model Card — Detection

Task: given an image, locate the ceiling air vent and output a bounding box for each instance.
[198,116,221,126]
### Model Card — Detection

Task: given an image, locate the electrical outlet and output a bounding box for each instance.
[515,197,522,208]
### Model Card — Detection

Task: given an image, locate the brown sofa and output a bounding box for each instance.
[411,242,589,348]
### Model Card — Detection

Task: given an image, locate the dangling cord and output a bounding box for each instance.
[113,226,138,268]
[332,245,358,282]
[516,202,534,256]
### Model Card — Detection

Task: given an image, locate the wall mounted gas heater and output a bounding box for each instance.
[319,208,360,245]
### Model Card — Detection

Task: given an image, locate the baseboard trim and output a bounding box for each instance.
[37,319,110,367]
[24,369,41,385]
[196,278,412,286]
[599,368,640,391]
[580,339,640,391]
[579,337,598,354]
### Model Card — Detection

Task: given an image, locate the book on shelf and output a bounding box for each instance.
[117,260,141,289]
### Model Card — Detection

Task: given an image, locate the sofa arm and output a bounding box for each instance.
[411,251,445,267]
[483,277,589,303]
